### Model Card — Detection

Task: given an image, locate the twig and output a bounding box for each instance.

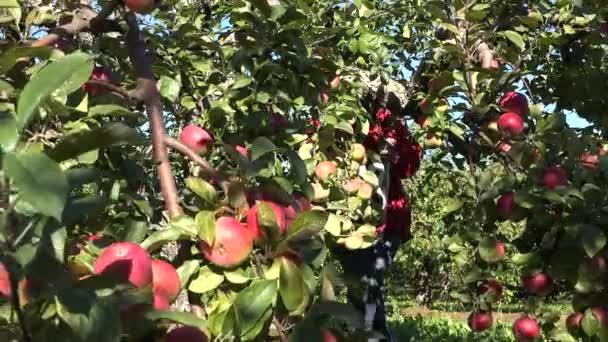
[8,269,30,342]
[85,80,132,100]
[164,135,230,194]
[125,13,182,218]
[273,316,288,342]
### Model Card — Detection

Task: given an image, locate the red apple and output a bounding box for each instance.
[315,161,337,181]
[481,279,503,301]
[580,152,599,170]
[499,92,529,117]
[0,262,11,298]
[417,115,431,128]
[351,143,366,161]
[512,316,540,341]
[342,178,362,194]
[84,66,112,96]
[425,133,443,148]
[468,311,493,332]
[123,0,156,14]
[497,192,516,219]
[329,76,341,89]
[247,201,287,241]
[522,272,553,296]
[357,182,374,200]
[200,217,253,268]
[180,125,213,155]
[542,166,567,189]
[235,145,248,157]
[498,142,512,153]
[321,329,338,342]
[495,241,506,261]
[566,312,583,336]
[94,242,153,288]
[166,326,208,342]
[151,260,180,310]
[497,112,524,137]
[320,91,330,103]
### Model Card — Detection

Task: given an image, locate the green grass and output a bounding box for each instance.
[390,315,515,342]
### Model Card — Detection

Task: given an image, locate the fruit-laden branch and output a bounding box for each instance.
[32,0,122,48]
[125,13,182,219]
[163,136,230,194]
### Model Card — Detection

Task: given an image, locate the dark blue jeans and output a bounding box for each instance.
[335,235,401,341]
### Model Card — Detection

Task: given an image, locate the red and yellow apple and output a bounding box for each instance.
[180,125,213,155]
[200,217,253,268]
[468,311,493,332]
[151,259,181,310]
[512,316,540,342]
[246,201,287,241]
[315,161,337,181]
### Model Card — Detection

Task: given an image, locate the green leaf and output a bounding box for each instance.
[232,75,252,89]
[141,216,197,252]
[0,107,18,152]
[144,311,206,329]
[441,198,463,215]
[224,268,251,284]
[47,122,145,161]
[279,257,309,315]
[176,260,201,288]
[580,225,607,258]
[4,151,68,220]
[583,308,601,336]
[189,266,225,293]
[250,137,276,161]
[17,52,93,129]
[502,30,525,50]
[195,210,216,245]
[0,46,52,74]
[0,0,19,8]
[281,211,328,244]
[232,279,277,338]
[88,105,137,118]
[55,288,121,342]
[159,75,181,102]
[186,177,218,205]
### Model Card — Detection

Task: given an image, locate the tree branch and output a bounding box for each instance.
[164,136,230,194]
[32,0,121,48]
[125,13,182,218]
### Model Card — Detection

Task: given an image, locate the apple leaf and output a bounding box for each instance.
[55,287,121,342]
[0,116,16,153]
[583,308,600,336]
[17,52,93,129]
[279,257,310,315]
[502,30,525,50]
[47,122,145,162]
[0,46,52,74]
[250,136,276,161]
[141,216,198,252]
[257,201,280,239]
[231,279,277,338]
[158,75,181,102]
[195,210,216,245]
[176,260,201,288]
[144,310,207,329]
[0,0,19,8]
[189,266,225,293]
[4,151,68,220]
[224,268,251,284]
[281,211,328,244]
[580,224,606,258]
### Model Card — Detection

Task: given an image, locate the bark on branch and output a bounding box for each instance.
[125,13,182,218]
